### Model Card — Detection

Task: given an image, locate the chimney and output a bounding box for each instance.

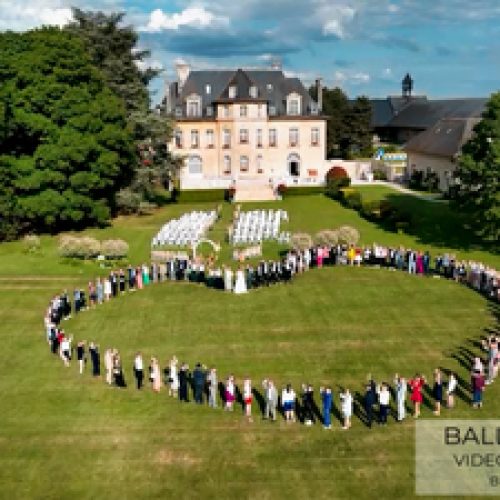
[175,61,190,90]
[316,78,323,114]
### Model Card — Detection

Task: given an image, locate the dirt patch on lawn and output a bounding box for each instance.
[155,448,202,467]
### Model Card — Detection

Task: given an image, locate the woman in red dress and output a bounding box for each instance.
[409,374,426,418]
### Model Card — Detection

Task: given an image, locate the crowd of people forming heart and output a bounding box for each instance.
[44,242,499,429]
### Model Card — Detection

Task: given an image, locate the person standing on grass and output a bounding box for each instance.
[207,367,218,408]
[76,341,85,375]
[104,277,112,302]
[340,388,353,430]
[394,374,407,422]
[301,384,315,426]
[96,277,104,305]
[119,269,126,294]
[282,384,296,422]
[89,342,100,377]
[192,363,206,404]
[149,357,161,392]
[168,356,179,398]
[433,369,443,416]
[179,363,190,402]
[133,352,144,390]
[320,387,333,430]
[409,374,426,418]
[225,375,236,411]
[377,383,391,425]
[364,382,376,428]
[471,369,485,409]
[243,377,253,422]
[104,348,113,385]
[263,379,278,421]
[446,372,458,408]
[60,335,71,367]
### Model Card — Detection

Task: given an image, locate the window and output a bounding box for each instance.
[256,129,263,148]
[286,93,302,116]
[223,105,230,118]
[206,106,213,117]
[190,130,199,148]
[205,84,211,95]
[311,127,320,146]
[239,128,249,144]
[222,129,231,149]
[258,105,265,118]
[250,86,258,98]
[256,154,263,174]
[188,155,202,175]
[288,99,299,116]
[269,105,276,116]
[186,97,201,117]
[206,129,214,148]
[289,128,299,147]
[288,153,300,177]
[174,129,183,148]
[223,155,231,175]
[175,107,182,118]
[269,128,277,147]
[267,83,273,92]
[240,104,248,117]
[228,85,237,98]
[240,155,249,172]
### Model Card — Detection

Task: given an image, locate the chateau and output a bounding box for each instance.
[164,63,329,194]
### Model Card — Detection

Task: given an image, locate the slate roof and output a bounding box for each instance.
[404,117,480,157]
[171,68,320,118]
[370,96,487,130]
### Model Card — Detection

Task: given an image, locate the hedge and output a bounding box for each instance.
[285,186,325,196]
[176,189,227,203]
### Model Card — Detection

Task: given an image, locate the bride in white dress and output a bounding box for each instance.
[233,267,248,294]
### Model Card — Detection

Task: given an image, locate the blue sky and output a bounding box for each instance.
[1,0,499,103]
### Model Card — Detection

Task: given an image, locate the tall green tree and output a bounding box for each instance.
[452,92,500,242]
[67,9,181,209]
[0,28,135,238]
[309,86,372,158]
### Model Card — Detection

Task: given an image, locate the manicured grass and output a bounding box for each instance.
[0,185,498,499]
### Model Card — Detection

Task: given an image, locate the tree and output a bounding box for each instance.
[452,92,500,242]
[309,87,372,158]
[0,28,135,238]
[67,10,181,211]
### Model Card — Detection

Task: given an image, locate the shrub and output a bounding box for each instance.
[138,201,157,215]
[276,183,287,196]
[326,166,348,181]
[340,188,362,210]
[373,169,388,181]
[101,239,129,259]
[116,188,142,215]
[337,226,360,246]
[22,234,41,253]
[58,235,101,259]
[314,229,339,246]
[291,232,313,250]
[325,176,351,200]
[177,189,226,203]
[285,186,325,196]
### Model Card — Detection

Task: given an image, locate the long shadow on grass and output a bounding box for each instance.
[354,192,496,253]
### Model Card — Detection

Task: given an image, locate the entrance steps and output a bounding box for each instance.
[234,181,277,202]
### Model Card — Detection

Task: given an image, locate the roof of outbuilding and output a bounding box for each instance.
[404,117,480,157]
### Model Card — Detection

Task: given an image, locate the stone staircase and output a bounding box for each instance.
[233,181,277,202]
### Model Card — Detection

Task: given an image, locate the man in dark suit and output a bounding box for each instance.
[192,363,206,404]
[179,363,190,402]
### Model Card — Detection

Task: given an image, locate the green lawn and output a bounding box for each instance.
[0,187,498,499]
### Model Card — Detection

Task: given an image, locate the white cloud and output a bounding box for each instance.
[0,1,73,31]
[332,69,370,86]
[382,67,392,77]
[322,5,356,39]
[387,4,400,13]
[141,7,229,32]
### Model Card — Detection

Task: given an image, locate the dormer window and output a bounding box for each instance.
[205,84,211,95]
[206,106,213,117]
[186,94,202,117]
[249,86,258,98]
[267,83,273,93]
[287,93,302,116]
[269,105,276,116]
[228,85,237,98]
[175,106,182,118]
